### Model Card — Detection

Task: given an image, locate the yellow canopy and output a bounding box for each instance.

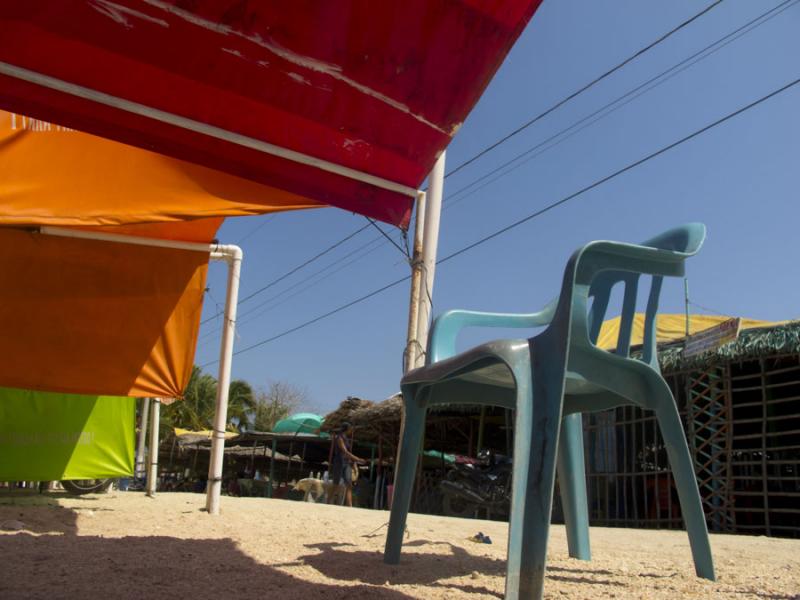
[596,314,784,351]
[174,428,238,440]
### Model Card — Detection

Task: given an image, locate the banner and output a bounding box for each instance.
[0,387,135,481]
[0,227,207,398]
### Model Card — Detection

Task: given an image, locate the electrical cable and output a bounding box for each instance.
[235,214,276,245]
[200,221,372,324]
[443,0,725,180]
[199,75,800,366]
[198,232,393,342]
[442,0,798,211]
[200,0,725,324]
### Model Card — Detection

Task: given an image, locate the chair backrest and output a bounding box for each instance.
[579,224,706,369]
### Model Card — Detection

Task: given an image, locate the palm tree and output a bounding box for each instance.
[161,366,255,433]
[226,379,256,431]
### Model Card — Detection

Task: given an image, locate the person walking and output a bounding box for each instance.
[328,422,366,507]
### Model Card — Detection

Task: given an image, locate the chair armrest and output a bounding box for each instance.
[428,302,555,364]
[578,241,693,280]
[577,223,706,280]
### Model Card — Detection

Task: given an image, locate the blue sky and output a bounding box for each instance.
[195,0,800,414]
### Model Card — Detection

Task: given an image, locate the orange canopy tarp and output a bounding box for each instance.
[0,227,207,398]
[0,111,324,237]
[0,110,329,398]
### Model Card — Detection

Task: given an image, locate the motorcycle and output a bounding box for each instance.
[59,479,115,495]
[439,449,512,519]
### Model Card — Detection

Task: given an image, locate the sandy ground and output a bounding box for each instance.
[1,491,798,599]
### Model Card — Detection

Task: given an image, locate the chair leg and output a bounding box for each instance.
[384,388,427,564]
[557,412,591,561]
[652,386,716,581]
[505,356,565,600]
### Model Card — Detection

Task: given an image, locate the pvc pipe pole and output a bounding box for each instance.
[414,151,446,367]
[146,398,160,497]
[134,398,150,482]
[4,62,417,198]
[205,245,243,515]
[404,191,427,373]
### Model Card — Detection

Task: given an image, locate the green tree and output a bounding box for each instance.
[162,366,255,433]
[251,381,309,432]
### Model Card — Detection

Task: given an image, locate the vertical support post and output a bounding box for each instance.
[369,446,376,481]
[404,191,427,372]
[374,433,384,509]
[414,151,446,366]
[684,278,691,339]
[268,438,277,498]
[206,245,244,515]
[146,398,160,497]
[396,153,445,514]
[759,359,771,536]
[135,397,150,482]
[477,406,486,455]
[286,441,294,480]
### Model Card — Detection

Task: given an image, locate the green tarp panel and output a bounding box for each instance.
[0,387,135,481]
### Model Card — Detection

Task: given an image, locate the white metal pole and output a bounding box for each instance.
[414,151,446,368]
[404,191,427,373]
[205,244,243,515]
[146,398,161,497]
[135,397,150,482]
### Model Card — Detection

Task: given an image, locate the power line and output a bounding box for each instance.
[689,300,728,317]
[235,214,276,245]
[206,0,791,328]
[200,1,724,322]
[197,231,393,342]
[200,221,372,324]
[199,75,799,366]
[442,0,798,211]
[443,0,724,180]
[365,217,409,258]
[437,76,800,265]
[231,1,797,294]
[239,236,394,323]
[237,221,372,305]
[221,274,411,360]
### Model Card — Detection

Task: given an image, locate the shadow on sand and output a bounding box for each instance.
[0,494,417,599]
[0,532,418,600]
[290,539,625,598]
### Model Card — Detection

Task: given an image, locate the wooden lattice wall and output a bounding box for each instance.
[582,354,800,538]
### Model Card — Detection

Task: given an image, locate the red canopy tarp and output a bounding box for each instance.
[0,0,543,228]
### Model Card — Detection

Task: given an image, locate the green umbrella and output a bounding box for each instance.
[272,413,324,435]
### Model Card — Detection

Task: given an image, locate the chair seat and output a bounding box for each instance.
[402,338,608,400]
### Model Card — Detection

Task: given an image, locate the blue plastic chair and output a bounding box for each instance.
[384,224,715,599]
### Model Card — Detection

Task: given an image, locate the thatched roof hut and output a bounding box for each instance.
[657,320,800,372]
[322,395,402,433]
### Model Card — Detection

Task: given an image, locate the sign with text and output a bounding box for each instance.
[684,317,742,358]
